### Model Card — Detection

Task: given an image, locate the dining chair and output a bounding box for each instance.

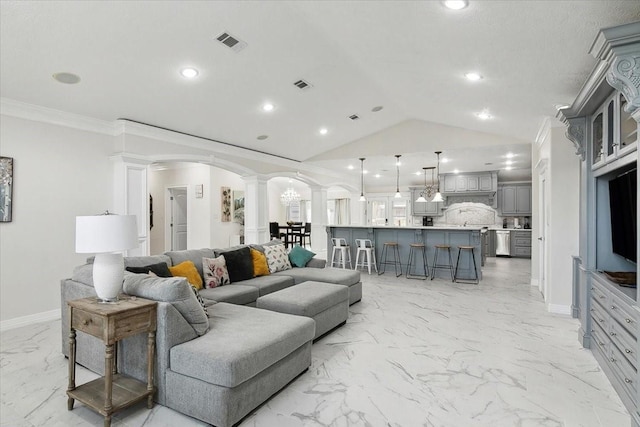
[300,223,311,247]
[269,222,285,241]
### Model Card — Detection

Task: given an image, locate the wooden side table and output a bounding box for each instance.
[67,296,157,427]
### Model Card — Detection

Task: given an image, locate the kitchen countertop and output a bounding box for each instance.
[326,225,483,231]
[489,228,532,231]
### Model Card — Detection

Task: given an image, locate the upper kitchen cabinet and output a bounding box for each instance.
[410,187,443,216]
[500,184,531,215]
[442,171,497,194]
[591,91,638,170]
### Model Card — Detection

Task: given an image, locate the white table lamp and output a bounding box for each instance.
[76,212,138,302]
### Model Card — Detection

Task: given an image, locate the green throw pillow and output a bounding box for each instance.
[288,245,316,268]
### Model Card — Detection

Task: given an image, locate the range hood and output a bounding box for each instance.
[443,193,497,208]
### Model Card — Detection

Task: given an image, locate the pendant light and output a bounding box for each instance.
[415,167,428,203]
[359,158,366,202]
[394,154,402,198]
[432,151,444,202]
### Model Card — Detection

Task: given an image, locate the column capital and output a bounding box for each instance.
[241,174,270,184]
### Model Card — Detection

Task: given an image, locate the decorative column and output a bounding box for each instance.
[309,185,328,252]
[243,175,269,244]
[111,154,152,256]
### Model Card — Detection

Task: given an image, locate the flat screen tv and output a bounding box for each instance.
[608,168,637,263]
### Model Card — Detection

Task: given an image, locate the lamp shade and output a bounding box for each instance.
[76,214,138,253]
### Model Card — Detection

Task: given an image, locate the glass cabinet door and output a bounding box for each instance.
[606,99,615,158]
[391,198,408,227]
[592,112,603,165]
[619,93,638,155]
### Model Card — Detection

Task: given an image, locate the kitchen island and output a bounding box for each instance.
[326,225,482,281]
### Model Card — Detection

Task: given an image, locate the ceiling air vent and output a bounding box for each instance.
[349,114,360,121]
[216,32,247,53]
[293,79,312,90]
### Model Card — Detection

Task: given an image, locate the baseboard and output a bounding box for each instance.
[0,309,61,332]
[530,278,539,287]
[547,303,571,315]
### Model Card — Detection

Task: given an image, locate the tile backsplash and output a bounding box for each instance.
[412,202,529,228]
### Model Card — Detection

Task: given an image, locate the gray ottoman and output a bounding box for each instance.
[256,281,349,340]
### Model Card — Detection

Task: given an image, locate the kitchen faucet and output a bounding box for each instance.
[463,221,468,227]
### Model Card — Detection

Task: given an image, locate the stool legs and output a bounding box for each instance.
[454,247,479,284]
[406,246,429,280]
[378,244,402,277]
[355,248,378,274]
[430,247,454,282]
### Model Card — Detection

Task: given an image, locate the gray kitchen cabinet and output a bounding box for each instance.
[500,184,531,215]
[410,187,442,216]
[442,172,497,194]
[487,230,496,257]
[510,231,531,258]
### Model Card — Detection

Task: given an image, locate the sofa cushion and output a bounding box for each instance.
[124,254,172,268]
[237,274,294,296]
[250,248,270,277]
[264,244,292,273]
[166,248,215,280]
[216,247,253,283]
[123,273,209,336]
[257,282,349,318]
[273,267,360,286]
[202,256,230,288]
[288,245,316,268]
[169,261,204,290]
[199,284,259,305]
[126,262,173,278]
[169,302,315,388]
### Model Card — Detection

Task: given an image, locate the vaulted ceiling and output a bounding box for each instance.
[1,1,639,188]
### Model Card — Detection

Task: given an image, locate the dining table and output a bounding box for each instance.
[278,224,303,248]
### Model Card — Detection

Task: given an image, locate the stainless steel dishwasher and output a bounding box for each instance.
[496,230,511,257]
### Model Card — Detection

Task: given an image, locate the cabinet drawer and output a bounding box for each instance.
[114,310,154,341]
[610,345,638,399]
[512,232,530,239]
[514,237,531,247]
[71,308,104,339]
[590,281,609,307]
[590,321,609,351]
[609,321,637,370]
[590,299,609,329]
[513,246,531,257]
[609,293,638,337]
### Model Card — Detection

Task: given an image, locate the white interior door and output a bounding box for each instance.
[539,176,547,298]
[169,187,188,251]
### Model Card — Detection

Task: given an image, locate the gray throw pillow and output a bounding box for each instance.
[123,272,209,336]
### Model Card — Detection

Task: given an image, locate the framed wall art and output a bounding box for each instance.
[221,186,231,222]
[0,157,13,222]
[232,190,245,225]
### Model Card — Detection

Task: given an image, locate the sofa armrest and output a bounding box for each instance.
[305,258,326,269]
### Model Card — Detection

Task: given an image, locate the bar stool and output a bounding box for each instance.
[354,239,378,274]
[406,242,429,280]
[430,244,454,281]
[454,245,479,284]
[330,238,352,269]
[378,241,402,277]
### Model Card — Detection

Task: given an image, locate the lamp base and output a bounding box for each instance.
[93,253,125,302]
[96,297,120,304]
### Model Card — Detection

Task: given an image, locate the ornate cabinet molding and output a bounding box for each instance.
[565,117,586,161]
[607,54,640,116]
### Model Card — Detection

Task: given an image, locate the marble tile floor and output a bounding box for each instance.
[0,258,630,427]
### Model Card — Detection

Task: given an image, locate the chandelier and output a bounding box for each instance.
[280,187,301,206]
[415,151,444,203]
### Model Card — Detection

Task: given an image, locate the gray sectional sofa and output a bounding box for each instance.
[60,240,361,427]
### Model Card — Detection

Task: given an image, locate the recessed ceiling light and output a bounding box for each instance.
[441,158,449,163]
[371,106,384,112]
[257,135,268,140]
[505,160,513,165]
[52,72,81,84]
[319,128,328,135]
[363,170,368,174]
[475,111,492,120]
[505,166,513,171]
[505,153,515,158]
[443,0,469,10]
[180,68,199,78]
[415,171,422,176]
[347,165,354,170]
[262,103,275,112]
[375,174,381,178]
[464,72,482,81]
[453,169,460,174]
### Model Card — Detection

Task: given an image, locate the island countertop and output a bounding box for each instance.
[326,225,482,281]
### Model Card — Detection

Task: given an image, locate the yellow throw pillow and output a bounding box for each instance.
[169,260,203,290]
[250,248,270,277]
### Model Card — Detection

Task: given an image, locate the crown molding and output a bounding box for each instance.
[0,98,117,135]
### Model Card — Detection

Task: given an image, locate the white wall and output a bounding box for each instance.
[208,168,245,249]
[0,115,113,323]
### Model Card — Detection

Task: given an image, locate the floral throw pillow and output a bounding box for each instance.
[263,243,292,273]
[202,255,230,288]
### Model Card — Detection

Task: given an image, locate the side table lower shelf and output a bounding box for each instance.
[68,374,155,416]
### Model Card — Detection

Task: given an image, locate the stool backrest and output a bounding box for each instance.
[331,237,348,247]
[355,239,372,249]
